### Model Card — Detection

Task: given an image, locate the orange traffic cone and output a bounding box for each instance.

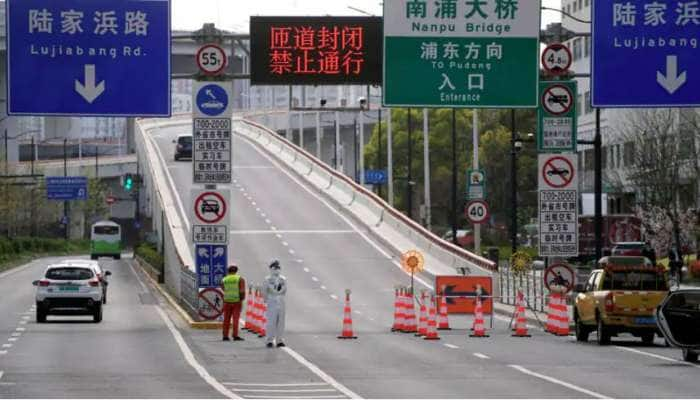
[249,289,259,334]
[338,289,358,339]
[512,291,531,337]
[416,290,428,337]
[470,296,490,338]
[244,286,254,331]
[424,295,441,340]
[545,293,558,334]
[403,289,418,333]
[554,293,570,336]
[258,291,267,338]
[437,288,451,330]
[391,287,403,332]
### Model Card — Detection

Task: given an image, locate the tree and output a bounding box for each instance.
[611,109,699,253]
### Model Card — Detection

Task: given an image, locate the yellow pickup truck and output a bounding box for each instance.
[574,256,668,345]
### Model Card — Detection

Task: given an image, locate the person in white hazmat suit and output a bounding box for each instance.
[264,260,287,348]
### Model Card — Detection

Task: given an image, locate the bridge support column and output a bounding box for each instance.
[127,118,136,154]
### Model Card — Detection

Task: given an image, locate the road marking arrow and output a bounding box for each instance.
[75,64,105,103]
[657,55,687,94]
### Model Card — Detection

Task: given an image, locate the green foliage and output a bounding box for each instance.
[0,237,90,267]
[135,242,163,270]
[363,108,538,242]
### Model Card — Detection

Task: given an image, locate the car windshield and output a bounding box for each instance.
[602,271,668,290]
[178,136,192,145]
[94,226,119,235]
[45,267,94,281]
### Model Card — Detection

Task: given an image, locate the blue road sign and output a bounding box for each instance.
[195,244,227,289]
[46,176,88,200]
[7,0,171,116]
[195,84,230,117]
[364,169,387,185]
[592,1,700,107]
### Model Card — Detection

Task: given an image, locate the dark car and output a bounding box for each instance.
[611,241,645,257]
[656,290,700,362]
[173,134,192,161]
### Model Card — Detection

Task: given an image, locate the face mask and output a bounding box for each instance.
[271,268,281,277]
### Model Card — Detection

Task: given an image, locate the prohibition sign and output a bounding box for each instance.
[196,43,228,76]
[542,156,575,188]
[542,84,574,116]
[544,263,575,293]
[465,200,490,224]
[541,43,572,76]
[194,191,227,224]
[198,288,224,320]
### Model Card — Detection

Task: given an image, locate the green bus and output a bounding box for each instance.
[90,220,122,260]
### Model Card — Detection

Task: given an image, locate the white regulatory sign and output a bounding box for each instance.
[196,43,228,76]
[193,118,232,184]
[538,154,579,258]
[465,200,489,225]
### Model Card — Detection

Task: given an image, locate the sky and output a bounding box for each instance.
[171,0,562,32]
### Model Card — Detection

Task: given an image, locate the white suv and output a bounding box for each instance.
[33,263,105,323]
[63,259,111,304]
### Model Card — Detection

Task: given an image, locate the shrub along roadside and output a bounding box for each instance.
[134,242,164,271]
[0,237,90,273]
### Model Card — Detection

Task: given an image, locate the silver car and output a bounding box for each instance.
[33,263,108,323]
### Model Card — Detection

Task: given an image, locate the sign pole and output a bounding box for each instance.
[473,110,481,254]
[359,110,365,185]
[63,139,68,240]
[594,108,603,261]
[387,109,394,207]
[510,110,518,254]
[299,112,304,149]
[315,111,321,159]
[407,108,413,220]
[423,108,431,230]
[335,111,341,172]
[451,108,458,246]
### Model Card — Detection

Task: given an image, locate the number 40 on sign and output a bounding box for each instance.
[466,200,489,225]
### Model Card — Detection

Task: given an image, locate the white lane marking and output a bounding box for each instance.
[303,268,310,273]
[15,328,26,332]
[128,260,240,399]
[240,134,435,290]
[243,396,346,399]
[255,208,261,212]
[19,321,27,325]
[232,388,338,393]
[330,295,339,300]
[509,365,609,399]
[150,135,190,231]
[0,351,7,355]
[271,226,277,231]
[251,202,257,206]
[2,344,12,348]
[354,311,362,315]
[289,250,296,255]
[282,242,289,247]
[7,338,17,342]
[473,353,490,359]
[281,347,361,399]
[265,219,272,224]
[21,316,30,320]
[320,286,327,290]
[276,234,283,239]
[311,277,319,282]
[296,259,304,263]
[128,262,149,292]
[444,344,459,349]
[261,213,267,218]
[11,332,21,337]
[229,230,355,235]
[223,383,330,387]
[614,346,700,369]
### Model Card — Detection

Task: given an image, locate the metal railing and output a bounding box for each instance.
[498,266,547,312]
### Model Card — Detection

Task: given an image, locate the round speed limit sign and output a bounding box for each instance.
[196,44,227,76]
[465,200,490,224]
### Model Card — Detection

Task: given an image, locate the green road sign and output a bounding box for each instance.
[383,0,541,108]
[537,81,578,153]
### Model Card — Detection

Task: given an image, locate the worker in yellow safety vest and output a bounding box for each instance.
[220,265,246,341]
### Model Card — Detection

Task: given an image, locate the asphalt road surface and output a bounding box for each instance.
[0,124,697,399]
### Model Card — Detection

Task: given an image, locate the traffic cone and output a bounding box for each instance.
[338,290,358,339]
[244,286,254,331]
[391,287,403,332]
[512,291,531,337]
[424,295,440,340]
[545,293,558,334]
[554,293,570,336]
[437,288,451,330]
[416,291,428,337]
[470,296,490,338]
[404,289,418,333]
[248,289,259,334]
[258,300,267,338]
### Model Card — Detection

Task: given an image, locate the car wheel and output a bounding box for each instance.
[93,304,103,323]
[641,333,655,345]
[596,316,611,345]
[174,155,179,161]
[90,255,98,260]
[682,349,699,363]
[575,313,589,342]
[114,254,121,260]
[102,291,107,305]
[36,309,46,323]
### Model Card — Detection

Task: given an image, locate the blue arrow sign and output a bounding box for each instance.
[592,0,700,107]
[7,0,171,116]
[46,176,88,200]
[364,169,387,185]
[195,244,227,289]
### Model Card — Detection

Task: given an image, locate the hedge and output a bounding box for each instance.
[0,237,90,264]
[135,243,164,271]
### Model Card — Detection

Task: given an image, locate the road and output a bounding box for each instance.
[1,123,698,399]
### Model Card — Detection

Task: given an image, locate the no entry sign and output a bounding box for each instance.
[540,155,576,189]
[198,288,224,320]
[191,189,230,225]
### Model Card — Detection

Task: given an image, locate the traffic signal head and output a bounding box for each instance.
[123,174,133,191]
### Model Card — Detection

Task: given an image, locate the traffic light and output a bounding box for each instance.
[123,173,133,191]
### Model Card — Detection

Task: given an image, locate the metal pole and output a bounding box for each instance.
[451,109,458,245]
[359,110,365,185]
[64,138,69,240]
[31,137,36,236]
[3,129,7,176]
[595,108,603,261]
[299,112,304,149]
[335,111,341,172]
[511,109,518,254]
[315,111,321,159]
[377,108,383,198]
[388,109,394,206]
[354,118,358,181]
[95,146,99,178]
[407,108,413,220]
[423,108,431,230]
[473,110,481,253]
